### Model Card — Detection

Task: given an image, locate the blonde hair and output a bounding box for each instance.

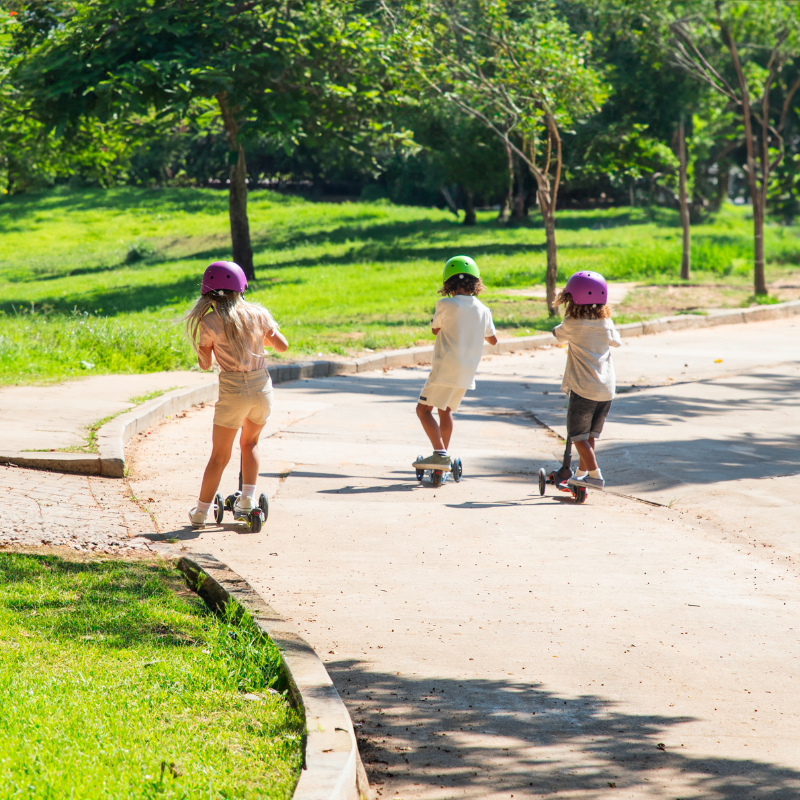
[556,290,612,320]
[185,290,279,366]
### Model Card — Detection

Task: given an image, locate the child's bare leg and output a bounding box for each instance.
[439,408,454,450]
[416,403,445,450]
[240,418,266,485]
[199,425,238,503]
[574,439,598,472]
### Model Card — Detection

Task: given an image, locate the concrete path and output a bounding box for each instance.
[0,371,211,452]
[123,316,800,800]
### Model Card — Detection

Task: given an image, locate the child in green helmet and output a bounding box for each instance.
[413,256,497,472]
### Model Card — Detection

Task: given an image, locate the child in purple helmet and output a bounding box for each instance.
[184,261,288,528]
[552,271,621,491]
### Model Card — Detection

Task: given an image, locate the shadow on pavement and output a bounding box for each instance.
[287,369,800,492]
[327,662,800,798]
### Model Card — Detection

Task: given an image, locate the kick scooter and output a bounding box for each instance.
[415,455,463,488]
[213,455,269,532]
[538,436,588,504]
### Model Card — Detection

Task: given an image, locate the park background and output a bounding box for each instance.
[2,0,800,387]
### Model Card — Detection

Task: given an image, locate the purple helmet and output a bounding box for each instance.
[201,261,248,295]
[564,270,608,305]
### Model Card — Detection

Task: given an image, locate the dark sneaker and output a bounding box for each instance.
[568,475,605,491]
[412,453,452,472]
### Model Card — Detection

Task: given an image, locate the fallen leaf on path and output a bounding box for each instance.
[714,359,723,363]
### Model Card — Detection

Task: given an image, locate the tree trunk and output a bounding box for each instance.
[511,180,528,221]
[678,118,691,280]
[541,196,558,315]
[719,16,765,296]
[498,139,514,222]
[440,185,460,218]
[217,93,254,280]
[463,189,476,226]
[716,165,730,209]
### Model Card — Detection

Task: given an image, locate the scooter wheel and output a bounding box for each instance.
[574,487,587,504]
[249,509,264,533]
[214,493,225,524]
[538,468,547,496]
[258,493,269,522]
[431,470,443,488]
[452,458,463,483]
[225,494,237,511]
[415,456,425,482]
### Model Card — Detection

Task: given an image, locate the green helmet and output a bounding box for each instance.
[443,255,480,283]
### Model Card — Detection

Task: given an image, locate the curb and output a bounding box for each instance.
[174,551,371,800]
[97,382,219,478]
[5,297,800,478]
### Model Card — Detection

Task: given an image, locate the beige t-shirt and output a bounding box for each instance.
[198,310,274,373]
[428,295,496,389]
[553,316,622,401]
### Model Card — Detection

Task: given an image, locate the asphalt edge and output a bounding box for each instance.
[4,297,800,477]
[172,550,371,800]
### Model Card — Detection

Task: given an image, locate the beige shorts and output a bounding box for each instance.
[418,381,467,412]
[214,368,274,429]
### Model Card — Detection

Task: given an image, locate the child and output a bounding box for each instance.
[552,270,621,491]
[413,256,497,472]
[184,261,288,528]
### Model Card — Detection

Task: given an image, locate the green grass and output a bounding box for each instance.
[1,186,799,385]
[0,552,303,799]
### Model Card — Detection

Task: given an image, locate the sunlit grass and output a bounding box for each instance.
[0,552,303,799]
[1,186,797,384]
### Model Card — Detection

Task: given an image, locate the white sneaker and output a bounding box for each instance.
[188,507,207,529]
[233,496,254,519]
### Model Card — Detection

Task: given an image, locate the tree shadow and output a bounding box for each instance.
[0,552,206,648]
[0,274,202,316]
[327,662,800,798]
[281,367,800,492]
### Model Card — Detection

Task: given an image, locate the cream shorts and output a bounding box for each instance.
[214,368,274,429]
[418,380,467,412]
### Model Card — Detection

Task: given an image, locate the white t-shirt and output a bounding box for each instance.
[428,295,496,389]
[553,316,622,401]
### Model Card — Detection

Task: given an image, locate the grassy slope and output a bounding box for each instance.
[1,186,799,385]
[0,552,303,799]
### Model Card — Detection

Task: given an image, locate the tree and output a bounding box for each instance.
[669,1,800,295]
[403,103,510,224]
[11,0,399,279]
[386,0,607,314]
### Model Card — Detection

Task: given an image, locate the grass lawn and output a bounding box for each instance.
[1,186,800,385]
[0,552,303,799]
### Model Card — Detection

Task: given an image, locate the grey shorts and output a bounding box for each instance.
[567,391,612,443]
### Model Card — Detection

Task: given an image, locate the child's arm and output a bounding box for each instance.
[608,324,622,347]
[485,307,497,345]
[198,345,214,371]
[265,328,289,353]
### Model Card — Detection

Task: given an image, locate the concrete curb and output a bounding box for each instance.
[6,297,800,478]
[97,382,219,478]
[175,551,371,800]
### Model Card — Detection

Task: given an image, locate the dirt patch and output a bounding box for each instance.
[617,278,800,319]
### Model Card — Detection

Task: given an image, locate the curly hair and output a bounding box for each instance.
[439,274,486,297]
[557,290,612,320]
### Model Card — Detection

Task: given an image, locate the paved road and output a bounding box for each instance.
[126,316,800,800]
[0,371,210,453]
